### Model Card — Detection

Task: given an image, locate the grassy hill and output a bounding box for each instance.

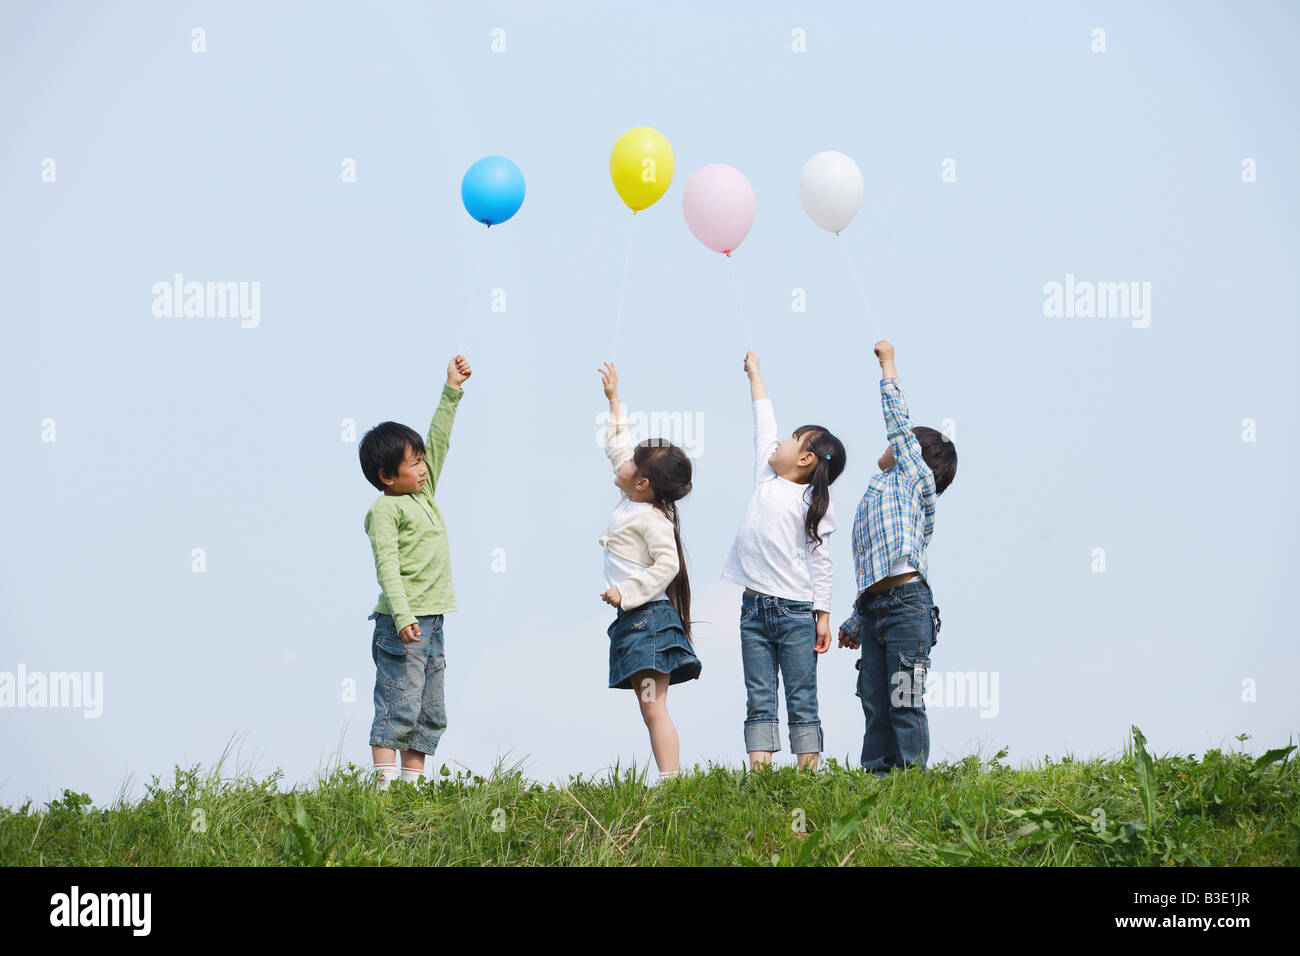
[2,727,1294,866]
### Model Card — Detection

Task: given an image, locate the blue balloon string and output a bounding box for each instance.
[457,226,490,356]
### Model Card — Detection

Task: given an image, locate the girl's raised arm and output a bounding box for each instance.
[744,349,767,401]
[745,351,778,478]
[599,361,633,471]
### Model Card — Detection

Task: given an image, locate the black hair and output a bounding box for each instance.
[913,426,957,496]
[631,439,694,639]
[793,425,846,547]
[358,422,425,492]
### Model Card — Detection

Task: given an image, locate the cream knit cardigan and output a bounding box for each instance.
[599,400,681,610]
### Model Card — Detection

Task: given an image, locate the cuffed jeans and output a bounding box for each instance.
[739,591,823,754]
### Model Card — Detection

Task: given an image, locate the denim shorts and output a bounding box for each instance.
[607,599,702,690]
[368,611,447,754]
[739,592,822,754]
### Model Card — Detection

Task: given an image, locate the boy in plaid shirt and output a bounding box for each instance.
[838,341,957,773]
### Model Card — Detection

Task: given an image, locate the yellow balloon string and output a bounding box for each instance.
[837,232,883,343]
[610,215,636,362]
[457,225,490,356]
[727,254,753,351]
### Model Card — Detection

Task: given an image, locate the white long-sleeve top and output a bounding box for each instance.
[721,398,835,613]
[598,400,676,609]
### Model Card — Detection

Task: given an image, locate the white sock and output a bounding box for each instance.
[400,767,424,785]
[658,769,679,782]
[373,762,397,791]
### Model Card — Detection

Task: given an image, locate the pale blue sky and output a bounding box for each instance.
[2,0,1297,808]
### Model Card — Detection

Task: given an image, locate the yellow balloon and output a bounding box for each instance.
[609,126,675,213]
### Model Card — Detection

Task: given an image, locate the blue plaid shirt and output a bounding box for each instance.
[839,378,937,638]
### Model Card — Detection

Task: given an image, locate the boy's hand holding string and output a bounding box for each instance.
[447,354,472,389]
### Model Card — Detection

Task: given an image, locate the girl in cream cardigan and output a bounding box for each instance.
[597,361,701,781]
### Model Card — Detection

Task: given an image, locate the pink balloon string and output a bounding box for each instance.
[727,254,752,350]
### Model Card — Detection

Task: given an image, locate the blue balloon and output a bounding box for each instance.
[461,156,525,226]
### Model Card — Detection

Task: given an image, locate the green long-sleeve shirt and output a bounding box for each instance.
[364,383,463,631]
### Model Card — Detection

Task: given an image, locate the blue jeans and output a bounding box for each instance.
[854,579,938,772]
[739,592,822,754]
[368,611,447,754]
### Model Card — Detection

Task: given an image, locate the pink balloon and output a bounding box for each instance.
[682,163,755,257]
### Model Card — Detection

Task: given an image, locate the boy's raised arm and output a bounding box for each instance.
[422,355,471,499]
[876,341,933,492]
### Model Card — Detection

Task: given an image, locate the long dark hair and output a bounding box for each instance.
[793,425,846,548]
[631,439,693,638]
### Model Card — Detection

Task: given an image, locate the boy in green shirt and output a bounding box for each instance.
[358,355,471,790]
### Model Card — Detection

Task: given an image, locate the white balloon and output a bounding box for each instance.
[797,150,863,234]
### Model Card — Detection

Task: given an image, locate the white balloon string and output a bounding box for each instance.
[727,254,752,350]
[837,232,882,343]
[610,215,636,362]
[457,225,490,356]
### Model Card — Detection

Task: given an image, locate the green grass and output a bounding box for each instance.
[2,727,1295,866]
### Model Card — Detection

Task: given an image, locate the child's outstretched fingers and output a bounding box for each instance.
[598,362,618,399]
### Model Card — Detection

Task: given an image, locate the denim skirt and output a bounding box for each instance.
[607,599,702,689]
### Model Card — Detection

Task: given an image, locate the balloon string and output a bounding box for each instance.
[457,225,490,356]
[610,215,636,362]
[728,254,752,350]
[837,232,882,343]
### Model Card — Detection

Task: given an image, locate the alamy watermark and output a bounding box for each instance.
[152,274,260,328]
[595,410,704,458]
[892,667,999,718]
[1042,273,1150,329]
[0,666,103,718]
[49,886,150,935]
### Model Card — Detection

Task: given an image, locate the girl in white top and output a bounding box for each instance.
[597,362,700,781]
[721,351,845,769]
